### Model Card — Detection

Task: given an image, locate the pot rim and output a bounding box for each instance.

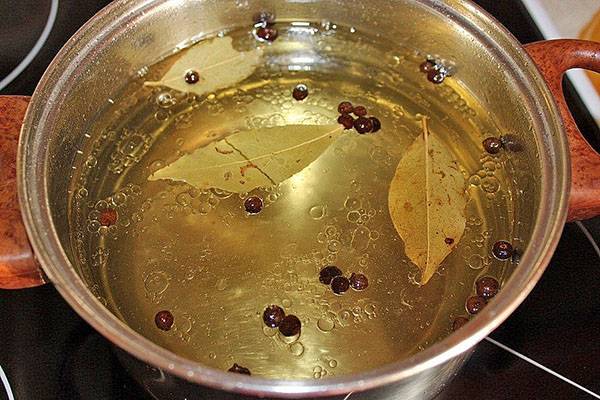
[17,0,570,397]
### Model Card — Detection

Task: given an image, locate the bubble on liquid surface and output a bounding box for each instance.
[76,187,88,198]
[144,271,170,298]
[156,92,177,108]
[289,342,305,357]
[327,240,341,253]
[469,175,481,186]
[347,211,360,223]
[467,254,485,270]
[309,205,327,220]
[112,191,128,206]
[154,110,170,121]
[344,197,361,211]
[351,226,371,251]
[317,317,335,332]
[481,176,500,194]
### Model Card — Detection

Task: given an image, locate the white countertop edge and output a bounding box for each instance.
[521,0,600,126]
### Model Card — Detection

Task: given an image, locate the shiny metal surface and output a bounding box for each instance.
[16,0,569,398]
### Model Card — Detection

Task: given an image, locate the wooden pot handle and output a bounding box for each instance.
[525,39,600,221]
[0,96,46,289]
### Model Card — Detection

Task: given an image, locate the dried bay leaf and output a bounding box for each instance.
[144,36,262,96]
[388,118,467,285]
[150,124,344,193]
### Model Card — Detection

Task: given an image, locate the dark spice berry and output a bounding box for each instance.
[452,316,469,331]
[492,240,513,260]
[228,363,251,375]
[184,70,200,84]
[98,208,118,227]
[483,137,503,154]
[369,117,381,133]
[255,26,278,42]
[337,114,355,130]
[262,305,285,328]
[155,310,174,331]
[253,11,275,27]
[319,266,343,285]
[353,105,368,116]
[292,84,309,101]
[354,117,373,134]
[337,101,354,114]
[419,60,437,73]
[427,70,445,84]
[349,273,369,291]
[244,196,263,214]
[444,237,455,245]
[331,276,350,295]
[500,134,524,152]
[476,276,500,300]
[465,296,486,315]
[511,249,521,264]
[279,315,301,337]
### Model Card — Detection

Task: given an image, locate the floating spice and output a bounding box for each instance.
[155,310,174,331]
[337,114,355,130]
[98,208,118,227]
[388,117,467,285]
[369,117,381,133]
[144,36,263,97]
[184,70,200,84]
[353,105,368,116]
[511,249,522,264]
[419,58,453,84]
[349,273,369,291]
[476,276,500,299]
[483,137,503,154]
[331,276,350,295]
[255,26,279,42]
[263,305,285,328]
[353,117,373,134]
[292,84,309,101]
[228,363,251,375]
[244,196,263,214]
[336,101,381,134]
[151,124,344,193]
[427,70,445,84]
[319,266,343,285]
[279,315,301,337]
[500,134,524,152]
[492,240,513,260]
[419,60,437,73]
[253,11,275,27]
[465,296,486,315]
[337,101,354,114]
[452,316,469,331]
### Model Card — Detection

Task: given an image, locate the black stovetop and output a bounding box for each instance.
[1,1,599,399]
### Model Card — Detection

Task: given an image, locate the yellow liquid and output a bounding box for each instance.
[68,22,519,379]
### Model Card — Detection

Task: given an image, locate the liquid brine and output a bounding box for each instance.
[68,20,520,379]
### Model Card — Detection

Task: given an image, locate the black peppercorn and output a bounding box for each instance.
[319,266,343,285]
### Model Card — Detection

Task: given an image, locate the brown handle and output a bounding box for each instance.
[525,40,600,222]
[0,96,45,289]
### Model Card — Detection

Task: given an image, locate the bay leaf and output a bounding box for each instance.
[144,36,262,96]
[150,124,344,193]
[388,118,467,285]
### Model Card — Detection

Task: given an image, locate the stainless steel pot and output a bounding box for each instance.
[1,1,600,399]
